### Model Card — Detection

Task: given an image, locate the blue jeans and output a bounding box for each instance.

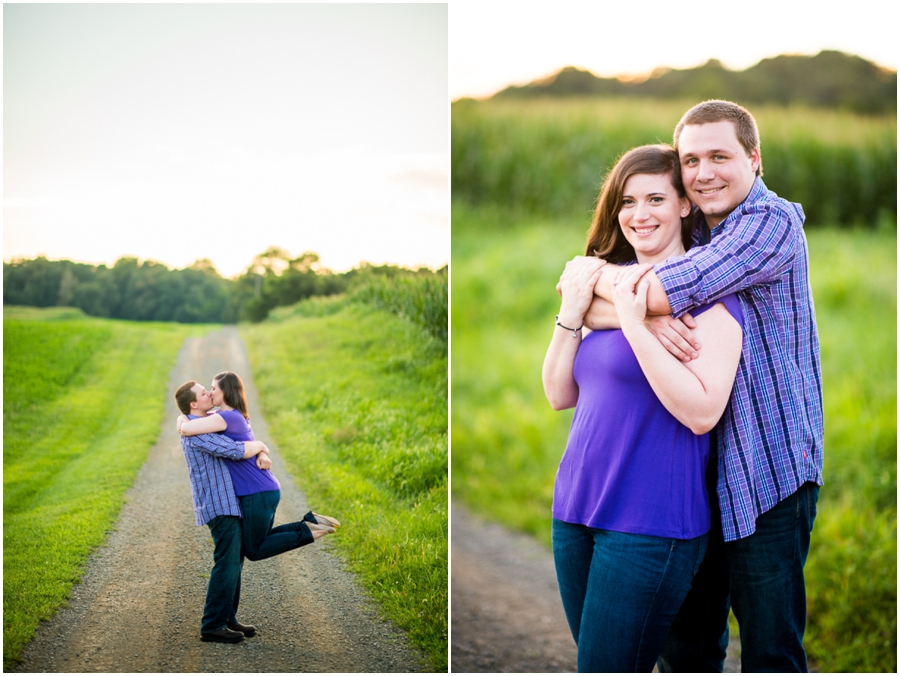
[657,481,820,673]
[552,520,708,672]
[202,515,244,634]
[239,490,313,561]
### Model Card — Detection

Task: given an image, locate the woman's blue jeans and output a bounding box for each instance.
[552,519,708,672]
[239,490,313,561]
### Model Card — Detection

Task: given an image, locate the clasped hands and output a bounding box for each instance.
[557,256,699,361]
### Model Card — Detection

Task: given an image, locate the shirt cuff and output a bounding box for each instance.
[654,258,708,318]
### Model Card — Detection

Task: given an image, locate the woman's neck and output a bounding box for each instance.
[635,243,686,266]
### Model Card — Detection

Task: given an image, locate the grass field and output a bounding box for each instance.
[2,308,208,670]
[241,301,448,671]
[450,204,896,672]
[4,288,448,672]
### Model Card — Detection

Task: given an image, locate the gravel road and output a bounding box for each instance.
[451,501,742,673]
[13,326,427,673]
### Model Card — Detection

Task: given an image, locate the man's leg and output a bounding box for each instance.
[656,511,730,672]
[202,515,244,639]
[658,436,730,673]
[726,482,819,673]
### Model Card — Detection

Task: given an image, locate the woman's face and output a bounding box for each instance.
[209,379,225,407]
[618,172,690,263]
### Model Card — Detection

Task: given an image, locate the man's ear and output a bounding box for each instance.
[749,147,761,174]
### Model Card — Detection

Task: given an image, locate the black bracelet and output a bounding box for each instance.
[555,315,582,338]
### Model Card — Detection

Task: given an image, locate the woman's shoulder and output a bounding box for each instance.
[694,293,744,327]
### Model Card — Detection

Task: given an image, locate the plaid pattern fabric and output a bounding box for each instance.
[655,178,824,542]
[180,424,246,526]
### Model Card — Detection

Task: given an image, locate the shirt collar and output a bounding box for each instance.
[710,176,767,236]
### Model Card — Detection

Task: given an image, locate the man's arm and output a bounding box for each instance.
[591,263,672,315]
[186,432,269,460]
[655,201,801,319]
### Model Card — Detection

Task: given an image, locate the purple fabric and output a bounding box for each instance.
[552,294,743,540]
[218,409,281,497]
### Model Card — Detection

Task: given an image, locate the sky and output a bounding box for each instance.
[449,0,898,100]
[4,3,448,278]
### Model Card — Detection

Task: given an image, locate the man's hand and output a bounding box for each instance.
[176,414,188,435]
[243,440,270,458]
[646,313,700,362]
[256,452,272,470]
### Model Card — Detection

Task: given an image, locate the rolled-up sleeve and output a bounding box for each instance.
[655,200,801,318]
[188,433,245,460]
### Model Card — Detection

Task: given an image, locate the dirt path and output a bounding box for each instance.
[14,326,427,673]
[451,501,742,673]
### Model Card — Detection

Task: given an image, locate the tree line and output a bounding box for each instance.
[3,247,445,325]
[490,51,896,115]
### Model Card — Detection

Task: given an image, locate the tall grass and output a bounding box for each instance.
[3,311,205,670]
[452,98,897,227]
[350,268,448,343]
[241,304,448,671]
[450,204,896,672]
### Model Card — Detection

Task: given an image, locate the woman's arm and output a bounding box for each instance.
[542,256,606,410]
[178,412,227,436]
[614,266,742,434]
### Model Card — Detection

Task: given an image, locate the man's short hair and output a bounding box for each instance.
[674,100,763,177]
[175,380,198,415]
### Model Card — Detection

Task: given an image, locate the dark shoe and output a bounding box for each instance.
[228,622,257,637]
[304,511,341,529]
[201,627,244,643]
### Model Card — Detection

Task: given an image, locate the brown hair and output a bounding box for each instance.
[214,371,250,421]
[175,381,198,415]
[585,144,691,263]
[673,99,762,177]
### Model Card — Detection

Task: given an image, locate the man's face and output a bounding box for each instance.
[190,383,213,414]
[677,120,760,227]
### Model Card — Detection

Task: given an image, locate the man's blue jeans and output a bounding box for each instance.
[552,520,708,672]
[202,515,244,634]
[657,481,820,673]
[239,489,313,561]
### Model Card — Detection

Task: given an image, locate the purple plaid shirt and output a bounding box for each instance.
[180,418,246,526]
[654,178,824,542]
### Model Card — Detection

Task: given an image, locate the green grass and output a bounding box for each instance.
[3,310,207,670]
[241,305,448,671]
[450,203,896,672]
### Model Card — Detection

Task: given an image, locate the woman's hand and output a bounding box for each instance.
[256,452,272,470]
[611,264,654,328]
[176,414,188,436]
[556,256,607,328]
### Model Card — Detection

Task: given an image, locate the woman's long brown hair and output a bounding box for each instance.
[214,371,250,421]
[585,144,692,262]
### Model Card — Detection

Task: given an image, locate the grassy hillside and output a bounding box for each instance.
[3,309,207,669]
[241,298,448,670]
[450,205,896,672]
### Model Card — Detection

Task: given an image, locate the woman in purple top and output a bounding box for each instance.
[178,371,340,561]
[541,145,744,672]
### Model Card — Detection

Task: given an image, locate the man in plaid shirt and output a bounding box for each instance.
[583,100,823,672]
[175,380,272,644]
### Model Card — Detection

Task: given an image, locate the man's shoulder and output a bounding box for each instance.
[737,178,804,226]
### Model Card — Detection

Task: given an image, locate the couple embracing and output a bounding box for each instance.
[174,371,340,644]
[543,100,823,672]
